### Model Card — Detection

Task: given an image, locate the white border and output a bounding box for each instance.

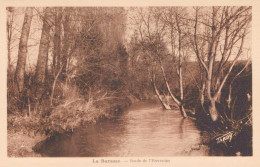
[1,0,259,167]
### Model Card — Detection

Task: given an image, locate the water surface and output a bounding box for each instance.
[38,102,209,156]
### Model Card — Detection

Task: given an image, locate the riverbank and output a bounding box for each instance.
[192,105,252,156]
[7,93,137,157]
[8,132,45,157]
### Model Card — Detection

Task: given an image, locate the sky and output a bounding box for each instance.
[7,7,252,72]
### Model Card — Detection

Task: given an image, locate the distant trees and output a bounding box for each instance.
[128,30,155,100]
[130,7,171,109]
[130,7,191,117]
[71,7,127,93]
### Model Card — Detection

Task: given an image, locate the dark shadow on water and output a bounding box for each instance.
[35,117,127,157]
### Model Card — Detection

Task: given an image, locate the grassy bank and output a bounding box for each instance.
[7,86,136,157]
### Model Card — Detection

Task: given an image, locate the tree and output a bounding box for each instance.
[14,7,33,94]
[7,7,15,71]
[53,7,62,74]
[130,7,189,117]
[130,8,171,109]
[35,7,53,101]
[162,7,192,117]
[192,7,251,122]
[49,7,63,106]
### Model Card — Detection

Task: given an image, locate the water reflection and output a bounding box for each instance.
[37,102,209,156]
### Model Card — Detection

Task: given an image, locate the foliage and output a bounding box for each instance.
[8,83,132,137]
[44,86,107,134]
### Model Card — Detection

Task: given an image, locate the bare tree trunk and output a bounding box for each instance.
[158,57,181,106]
[203,7,220,122]
[7,7,15,71]
[176,14,184,102]
[61,9,70,80]
[178,67,184,101]
[179,104,187,118]
[7,37,12,71]
[151,75,171,110]
[50,65,63,106]
[199,82,205,107]
[176,16,187,118]
[35,7,52,100]
[14,7,33,94]
[158,57,187,118]
[227,59,251,110]
[209,99,218,122]
[53,7,62,73]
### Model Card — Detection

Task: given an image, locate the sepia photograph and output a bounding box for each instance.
[6,6,253,157]
[2,0,260,166]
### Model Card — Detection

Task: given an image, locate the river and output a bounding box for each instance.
[36,102,211,156]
